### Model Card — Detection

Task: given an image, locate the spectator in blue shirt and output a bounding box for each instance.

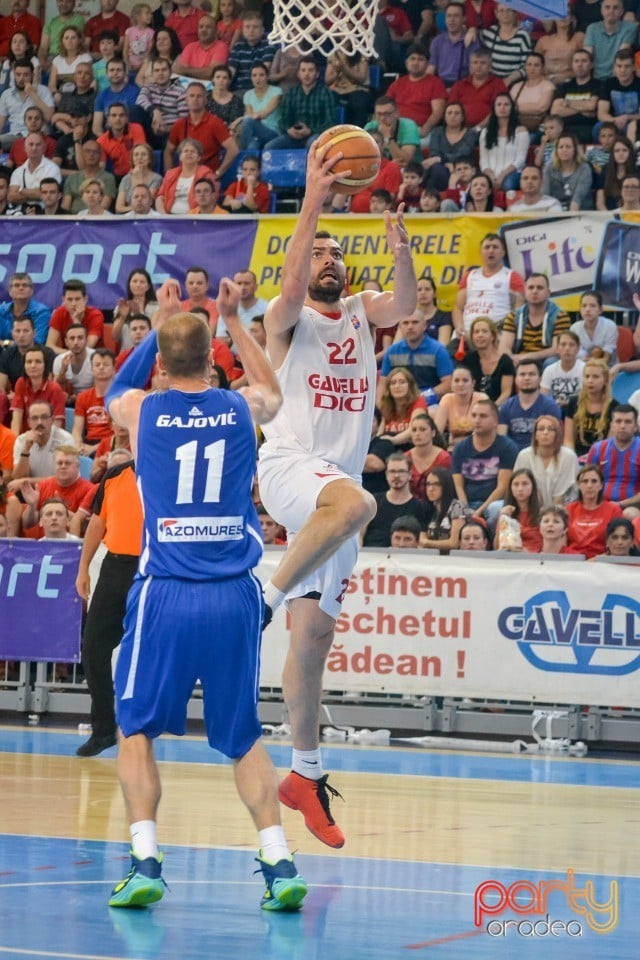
[92,56,140,135]
[378,310,453,408]
[0,272,50,344]
[498,359,563,451]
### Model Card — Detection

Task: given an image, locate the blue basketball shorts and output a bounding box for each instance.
[115,571,264,758]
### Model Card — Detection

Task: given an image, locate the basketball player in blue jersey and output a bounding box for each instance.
[258,142,418,847]
[104,278,307,913]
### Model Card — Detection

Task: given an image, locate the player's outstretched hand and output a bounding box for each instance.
[305,140,351,208]
[217,277,242,318]
[384,203,410,255]
[154,278,182,327]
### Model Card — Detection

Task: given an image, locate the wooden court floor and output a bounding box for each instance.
[0,723,638,959]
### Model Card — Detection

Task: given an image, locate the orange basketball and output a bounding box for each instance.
[315,124,381,195]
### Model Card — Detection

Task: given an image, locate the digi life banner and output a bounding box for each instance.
[594,219,640,309]
[0,218,258,309]
[0,539,83,662]
[257,551,640,707]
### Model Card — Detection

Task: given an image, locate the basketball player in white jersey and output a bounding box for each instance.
[258,142,418,848]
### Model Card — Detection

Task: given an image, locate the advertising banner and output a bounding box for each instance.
[0,211,634,315]
[594,219,640,309]
[0,218,258,309]
[257,551,640,707]
[0,539,83,662]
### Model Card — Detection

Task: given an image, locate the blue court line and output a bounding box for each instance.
[1,726,639,789]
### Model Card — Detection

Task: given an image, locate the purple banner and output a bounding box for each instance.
[0,217,259,310]
[0,539,83,661]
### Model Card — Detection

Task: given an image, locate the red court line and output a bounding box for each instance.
[405,929,485,949]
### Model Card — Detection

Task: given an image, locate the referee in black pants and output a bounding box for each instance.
[75,451,142,757]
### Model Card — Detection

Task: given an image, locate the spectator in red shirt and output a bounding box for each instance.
[7,106,56,168]
[165,0,206,49]
[10,344,66,435]
[114,313,152,371]
[0,0,42,58]
[164,80,238,176]
[97,101,146,177]
[46,279,105,355]
[222,154,270,213]
[447,48,507,129]
[189,304,239,382]
[72,348,115,455]
[181,265,220,333]
[84,0,130,55]
[386,46,446,145]
[6,444,96,537]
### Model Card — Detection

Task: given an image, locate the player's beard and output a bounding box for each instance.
[308,277,345,303]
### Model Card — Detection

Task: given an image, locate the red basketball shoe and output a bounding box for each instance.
[279,771,345,848]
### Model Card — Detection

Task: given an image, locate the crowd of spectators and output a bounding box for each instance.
[1,0,640,214]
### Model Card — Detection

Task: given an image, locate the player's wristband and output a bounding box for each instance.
[106,329,158,410]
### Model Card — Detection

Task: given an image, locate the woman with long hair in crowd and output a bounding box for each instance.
[416,276,452,345]
[570,290,619,364]
[538,504,570,554]
[542,133,593,210]
[515,414,579,506]
[479,92,529,191]
[135,26,181,85]
[0,30,41,91]
[435,365,487,450]
[10,346,66,435]
[508,52,555,134]
[377,367,427,449]
[419,465,470,550]
[534,15,584,85]
[405,412,451,501]
[216,0,243,49]
[497,467,543,551]
[465,173,504,212]
[48,25,92,92]
[115,143,163,213]
[563,358,616,460]
[112,268,158,350]
[596,136,636,211]
[464,316,515,405]
[566,464,622,558]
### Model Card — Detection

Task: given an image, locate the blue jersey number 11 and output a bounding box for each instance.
[175,439,226,504]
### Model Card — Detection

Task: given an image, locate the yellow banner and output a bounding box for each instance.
[250,214,505,311]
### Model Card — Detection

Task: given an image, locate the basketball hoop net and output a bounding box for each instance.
[269,0,378,59]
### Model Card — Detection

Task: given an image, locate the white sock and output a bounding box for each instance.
[259,825,291,864]
[130,820,159,860]
[263,580,286,612]
[292,748,323,780]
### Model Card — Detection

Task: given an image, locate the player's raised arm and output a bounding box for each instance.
[106,279,184,450]
[361,204,417,328]
[219,278,282,425]
[265,143,349,353]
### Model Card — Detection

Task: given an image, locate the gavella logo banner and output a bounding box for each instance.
[474,870,619,937]
[498,590,640,675]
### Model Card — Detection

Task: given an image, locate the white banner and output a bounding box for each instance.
[257,551,640,707]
